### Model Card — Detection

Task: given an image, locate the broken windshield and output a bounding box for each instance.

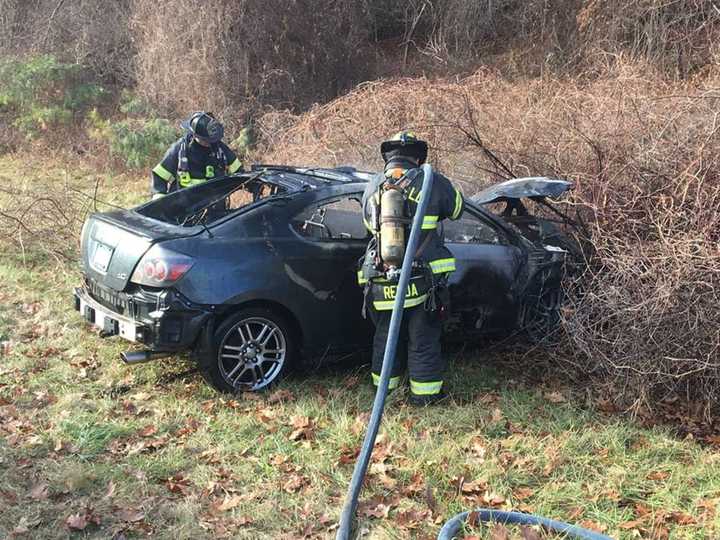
[135,175,288,227]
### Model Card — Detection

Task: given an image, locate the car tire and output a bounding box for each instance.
[519,285,563,344]
[199,307,296,393]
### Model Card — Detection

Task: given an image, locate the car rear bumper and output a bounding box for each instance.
[74,285,212,352]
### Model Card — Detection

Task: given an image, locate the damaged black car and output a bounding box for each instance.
[73,165,576,392]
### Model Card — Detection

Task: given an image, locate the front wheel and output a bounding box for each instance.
[199,308,296,393]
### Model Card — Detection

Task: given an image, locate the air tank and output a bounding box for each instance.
[379,187,406,267]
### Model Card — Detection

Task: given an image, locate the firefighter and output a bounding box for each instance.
[358,131,464,405]
[150,111,243,199]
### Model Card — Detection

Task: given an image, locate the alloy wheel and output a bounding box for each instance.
[218,316,287,391]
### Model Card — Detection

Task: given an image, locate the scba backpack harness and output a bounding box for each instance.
[361,169,447,315]
[176,134,229,188]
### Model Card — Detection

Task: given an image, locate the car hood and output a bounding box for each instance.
[471,177,573,205]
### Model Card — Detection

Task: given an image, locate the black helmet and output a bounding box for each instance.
[181,111,224,144]
[380,130,428,164]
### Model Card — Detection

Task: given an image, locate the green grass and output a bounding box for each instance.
[1,156,719,539]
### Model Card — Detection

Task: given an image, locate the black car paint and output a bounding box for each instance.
[75,168,570,364]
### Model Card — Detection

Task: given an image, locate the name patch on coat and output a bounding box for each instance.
[383,282,420,300]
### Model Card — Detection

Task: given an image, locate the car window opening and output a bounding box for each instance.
[292,195,369,241]
[443,211,507,245]
[489,197,579,248]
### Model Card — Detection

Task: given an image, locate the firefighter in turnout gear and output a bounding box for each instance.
[358,131,464,405]
[150,111,242,199]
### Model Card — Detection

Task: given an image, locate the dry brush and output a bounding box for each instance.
[259,60,720,414]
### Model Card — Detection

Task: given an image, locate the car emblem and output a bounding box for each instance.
[116,273,127,279]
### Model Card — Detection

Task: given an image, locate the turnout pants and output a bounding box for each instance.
[369,304,444,397]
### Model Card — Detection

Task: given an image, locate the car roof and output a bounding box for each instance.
[251,164,375,189]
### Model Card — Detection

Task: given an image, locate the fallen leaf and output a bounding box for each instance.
[634,502,652,517]
[490,523,510,540]
[394,509,431,529]
[351,412,370,436]
[619,519,645,531]
[360,502,390,519]
[401,472,424,496]
[13,517,29,535]
[122,400,138,415]
[338,446,359,465]
[513,487,534,501]
[29,482,49,500]
[520,525,542,540]
[483,493,506,507]
[460,479,487,495]
[667,511,697,525]
[216,495,243,512]
[267,389,294,403]
[138,424,158,437]
[468,438,487,461]
[256,407,277,423]
[116,508,145,522]
[175,418,200,437]
[629,436,649,451]
[165,474,191,495]
[578,520,607,533]
[65,513,88,531]
[647,470,670,481]
[201,400,216,414]
[596,398,618,413]
[282,474,309,493]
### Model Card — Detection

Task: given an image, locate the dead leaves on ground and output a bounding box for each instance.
[65,507,102,531]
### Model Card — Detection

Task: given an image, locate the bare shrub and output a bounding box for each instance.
[131,0,372,125]
[0,178,90,264]
[260,60,720,412]
[0,0,135,85]
[576,0,720,77]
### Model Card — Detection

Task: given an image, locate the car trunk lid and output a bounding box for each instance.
[81,210,201,291]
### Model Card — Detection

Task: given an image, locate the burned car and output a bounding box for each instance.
[74,166,575,392]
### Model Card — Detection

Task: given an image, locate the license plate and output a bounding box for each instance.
[92,243,113,273]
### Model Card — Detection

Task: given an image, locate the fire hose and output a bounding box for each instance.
[335,164,613,540]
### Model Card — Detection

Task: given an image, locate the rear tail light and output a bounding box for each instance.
[130,245,194,287]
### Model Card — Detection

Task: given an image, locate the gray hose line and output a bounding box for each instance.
[336,164,436,540]
[438,509,614,540]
